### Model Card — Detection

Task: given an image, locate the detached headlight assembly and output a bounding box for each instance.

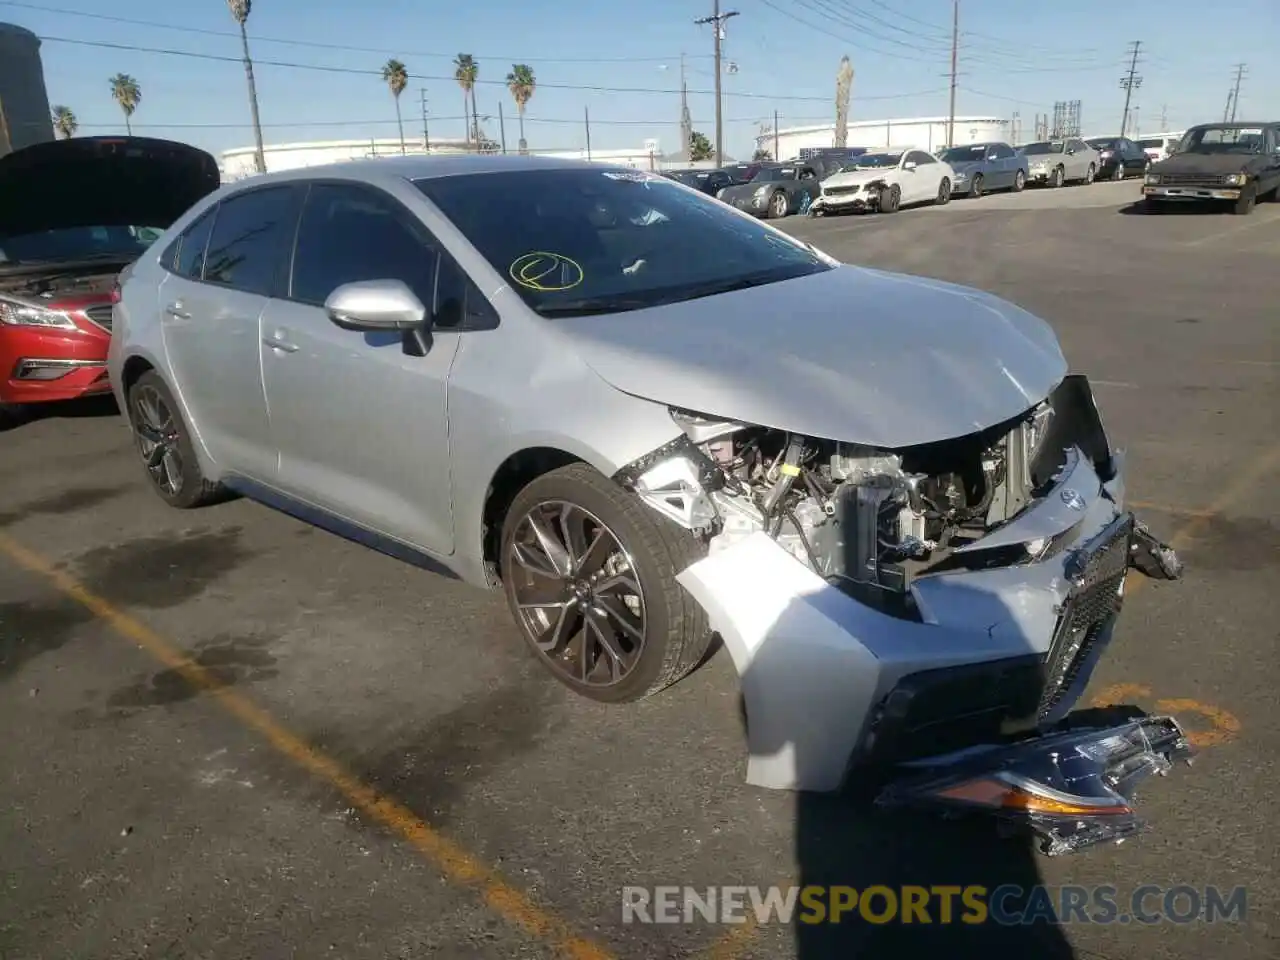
[0,297,77,330]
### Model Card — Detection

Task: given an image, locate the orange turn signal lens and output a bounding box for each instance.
[934,778,1133,817]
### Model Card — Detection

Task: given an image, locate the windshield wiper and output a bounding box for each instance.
[536,297,657,317]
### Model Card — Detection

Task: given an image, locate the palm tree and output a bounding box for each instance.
[453,54,478,149]
[227,0,267,174]
[108,74,141,135]
[506,64,535,155]
[381,59,409,155]
[51,105,78,139]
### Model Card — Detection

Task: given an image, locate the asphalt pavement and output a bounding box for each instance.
[2,178,1277,960]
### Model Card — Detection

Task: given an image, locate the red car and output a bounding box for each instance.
[0,136,220,420]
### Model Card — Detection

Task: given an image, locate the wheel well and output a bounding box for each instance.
[481,447,585,580]
[120,355,155,396]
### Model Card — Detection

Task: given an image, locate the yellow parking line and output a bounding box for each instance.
[0,532,614,960]
[1129,499,1216,520]
[1183,208,1280,248]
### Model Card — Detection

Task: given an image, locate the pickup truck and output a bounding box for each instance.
[1142,121,1280,215]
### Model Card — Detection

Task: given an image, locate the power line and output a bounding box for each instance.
[33,34,940,104]
[1118,40,1142,138]
[0,0,711,64]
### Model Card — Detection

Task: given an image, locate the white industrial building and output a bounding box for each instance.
[220,136,683,180]
[758,116,1008,159]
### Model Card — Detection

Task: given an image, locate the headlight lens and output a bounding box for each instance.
[1224,173,1246,186]
[1145,174,1160,185]
[753,185,770,198]
[0,297,78,330]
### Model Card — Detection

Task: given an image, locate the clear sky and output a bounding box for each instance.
[4,0,1276,160]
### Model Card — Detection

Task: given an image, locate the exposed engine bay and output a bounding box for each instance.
[619,399,1063,617]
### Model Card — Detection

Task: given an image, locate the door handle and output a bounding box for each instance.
[262,334,299,353]
[164,301,190,319]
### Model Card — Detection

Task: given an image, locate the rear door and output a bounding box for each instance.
[160,184,302,480]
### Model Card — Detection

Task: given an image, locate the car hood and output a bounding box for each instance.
[822,168,898,187]
[0,136,221,238]
[1152,152,1266,175]
[555,265,1068,448]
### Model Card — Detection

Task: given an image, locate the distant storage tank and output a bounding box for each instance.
[0,22,54,156]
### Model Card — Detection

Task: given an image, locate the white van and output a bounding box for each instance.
[1136,133,1182,163]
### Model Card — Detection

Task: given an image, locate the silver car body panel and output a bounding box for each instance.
[556,266,1067,449]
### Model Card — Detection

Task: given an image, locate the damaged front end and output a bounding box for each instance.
[612,374,1186,854]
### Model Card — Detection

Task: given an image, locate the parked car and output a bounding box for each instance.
[1018,139,1098,187]
[661,168,737,196]
[1143,121,1280,215]
[109,154,1191,851]
[1085,137,1151,181]
[715,161,822,218]
[1136,133,1181,164]
[809,149,954,215]
[937,141,1029,197]
[0,136,219,422]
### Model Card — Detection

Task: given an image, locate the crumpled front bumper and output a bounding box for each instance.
[674,374,1187,854]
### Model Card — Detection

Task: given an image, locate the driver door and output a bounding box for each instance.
[904,151,942,202]
[257,180,468,555]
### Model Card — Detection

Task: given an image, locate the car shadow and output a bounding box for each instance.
[0,394,120,432]
[1117,200,1232,215]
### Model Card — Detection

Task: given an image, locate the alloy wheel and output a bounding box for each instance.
[132,385,185,497]
[771,191,788,217]
[507,500,647,687]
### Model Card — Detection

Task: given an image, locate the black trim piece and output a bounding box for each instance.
[1033,374,1115,484]
[611,434,724,492]
[222,476,460,581]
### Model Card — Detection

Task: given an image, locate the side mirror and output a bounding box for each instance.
[904,160,918,170]
[325,279,431,356]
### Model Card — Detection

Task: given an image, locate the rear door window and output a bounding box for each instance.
[169,207,216,280]
[202,186,302,296]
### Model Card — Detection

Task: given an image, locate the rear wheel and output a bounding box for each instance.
[1112,162,1126,181]
[1084,163,1096,184]
[499,463,712,703]
[126,371,225,509]
[1012,169,1027,192]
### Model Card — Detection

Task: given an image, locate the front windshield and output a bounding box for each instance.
[1021,142,1064,155]
[852,153,901,169]
[415,168,833,318]
[940,145,989,163]
[0,224,161,264]
[1179,126,1266,154]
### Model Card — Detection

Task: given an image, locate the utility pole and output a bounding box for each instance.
[419,88,430,153]
[498,101,507,154]
[773,109,779,160]
[695,1,739,165]
[584,106,592,160]
[1118,40,1142,138]
[946,0,959,148]
[1228,63,1247,123]
[1160,103,1167,132]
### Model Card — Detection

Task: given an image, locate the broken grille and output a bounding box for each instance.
[823,185,861,196]
[1037,512,1134,721]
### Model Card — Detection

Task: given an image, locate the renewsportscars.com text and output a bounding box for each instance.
[621,885,1248,926]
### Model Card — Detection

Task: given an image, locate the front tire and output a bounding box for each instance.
[126,371,225,509]
[1051,165,1065,188]
[1012,169,1027,192]
[1232,186,1257,216]
[1112,162,1125,181]
[935,177,951,204]
[499,463,712,703]
[768,190,789,219]
[968,173,985,198]
[1084,163,1096,184]
[879,184,901,213]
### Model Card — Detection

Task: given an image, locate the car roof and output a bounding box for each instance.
[233,153,631,188]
